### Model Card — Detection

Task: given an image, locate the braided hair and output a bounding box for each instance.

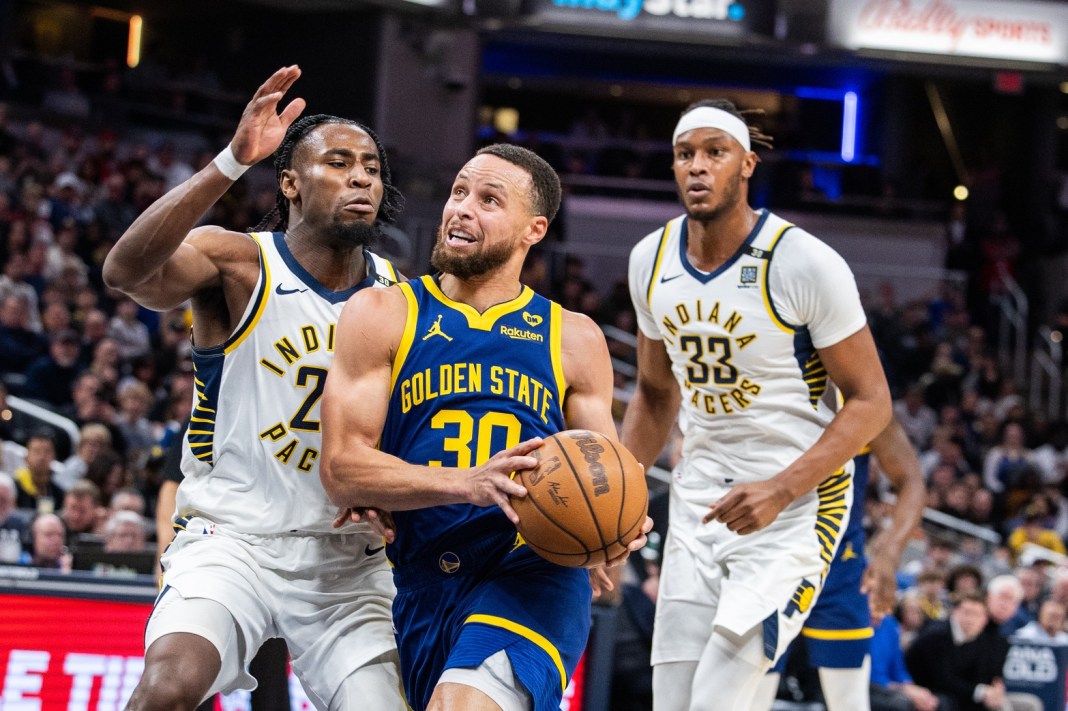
[251,114,404,232]
[680,99,774,151]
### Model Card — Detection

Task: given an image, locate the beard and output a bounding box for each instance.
[683,169,743,223]
[326,216,380,249]
[430,226,515,279]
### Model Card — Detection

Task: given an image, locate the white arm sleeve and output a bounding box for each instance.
[768,229,867,349]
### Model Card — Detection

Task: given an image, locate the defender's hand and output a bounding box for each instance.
[332,506,397,543]
[861,552,898,624]
[464,438,543,524]
[230,65,307,166]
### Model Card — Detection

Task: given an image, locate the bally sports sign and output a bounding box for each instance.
[828,0,1068,65]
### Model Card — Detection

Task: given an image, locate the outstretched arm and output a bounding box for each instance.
[863,417,925,622]
[319,287,540,533]
[102,65,306,310]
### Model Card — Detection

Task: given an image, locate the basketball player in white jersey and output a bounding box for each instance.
[620,99,892,711]
[102,66,406,711]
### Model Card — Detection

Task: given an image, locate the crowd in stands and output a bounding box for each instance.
[2,54,1068,709]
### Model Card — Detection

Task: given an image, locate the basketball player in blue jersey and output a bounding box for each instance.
[320,144,651,711]
[751,416,927,711]
[102,66,407,711]
[620,98,892,711]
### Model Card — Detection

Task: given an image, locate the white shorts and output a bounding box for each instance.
[651,462,852,667]
[147,518,398,709]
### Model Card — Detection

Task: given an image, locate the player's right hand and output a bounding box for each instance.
[463,438,542,524]
[230,65,307,167]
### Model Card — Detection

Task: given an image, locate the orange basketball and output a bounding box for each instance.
[511,429,648,567]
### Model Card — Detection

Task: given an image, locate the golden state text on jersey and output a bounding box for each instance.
[379,275,567,565]
[176,232,398,535]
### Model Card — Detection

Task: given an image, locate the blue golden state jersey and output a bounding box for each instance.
[176,232,398,535]
[379,275,567,565]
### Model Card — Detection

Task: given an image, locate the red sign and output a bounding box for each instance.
[1,593,588,710]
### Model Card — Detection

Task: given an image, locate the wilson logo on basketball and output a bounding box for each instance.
[571,432,610,495]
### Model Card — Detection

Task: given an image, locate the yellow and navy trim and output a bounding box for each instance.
[644,217,681,305]
[422,275,535,332]
[758,221,796,334]
[801,626,874,641]
[814,468,851,572]
[187,358,222,465]
[549,301,567,405]
[464,614,567,694]
[222,233,271,355]
[391,283,420,394]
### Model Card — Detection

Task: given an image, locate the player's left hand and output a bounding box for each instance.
[603,515,654,568]
[332,506,397,543]
[861,552,898,624]
[703,480,791,534]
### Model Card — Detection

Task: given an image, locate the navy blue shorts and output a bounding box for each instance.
[392,531,592,711]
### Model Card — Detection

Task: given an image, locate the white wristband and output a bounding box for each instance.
[213,143,250,181]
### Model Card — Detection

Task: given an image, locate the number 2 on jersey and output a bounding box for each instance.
[429,409,522,467]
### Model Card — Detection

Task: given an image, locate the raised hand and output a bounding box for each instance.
[230,65,307,166]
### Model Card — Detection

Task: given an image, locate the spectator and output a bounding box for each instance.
[41,67,90,118]
[92,173,138,241]
[85,449,127,505]
[1013,599,1068,644]
[946,564,984,597]
[905,591,1010,711]
[1032,421,1068,485]
[0,472,27,562]
[101,509,146,553]
[895,383,938,450]
[897,590,929,651]
[1006,502,1066,564]
[109,486,145,517]
[59,479,102,546]
[145,141,194,192]
[0,252,42,332]
[21,328,83,407]
[114,379,155,464]
[20,512,71,571]
[0,292,48,378]
[56,422,113,490]
[107,296,151,362]
[986,574,1030,637]
[13,430,63,512]
[983,421,1035,496]
[58,371,116,429]
[869,614,942,711]
[1015,565,1045,619]
[86,336,121,389]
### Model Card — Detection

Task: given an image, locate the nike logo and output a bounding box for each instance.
[660,273,684,284]
[275,284,308,295]
[364,544,385,556]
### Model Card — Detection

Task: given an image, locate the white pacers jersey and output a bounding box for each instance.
[176,232,399,534]
[628,209,867,498]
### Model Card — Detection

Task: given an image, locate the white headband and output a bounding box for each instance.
[672,107,751,151]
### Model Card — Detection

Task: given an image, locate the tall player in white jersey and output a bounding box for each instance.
[102,66,406,711]
[620,99,892,710]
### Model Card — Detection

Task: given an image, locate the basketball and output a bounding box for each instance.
[511,429,648,567]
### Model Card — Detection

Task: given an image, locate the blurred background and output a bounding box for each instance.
[1,0,1068,709]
